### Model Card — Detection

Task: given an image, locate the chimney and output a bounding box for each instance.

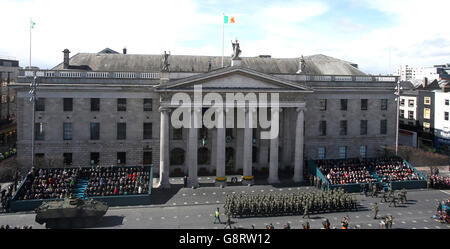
[422,77,428,88]
[63,49,70,69]
[123,47,127,54]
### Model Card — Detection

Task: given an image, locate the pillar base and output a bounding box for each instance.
[156,181,171,189]
[242,179,254,186]
[267,177,280,184]
[187,178,199,189]
[292,175,304,183]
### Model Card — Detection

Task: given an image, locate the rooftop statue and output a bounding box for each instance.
[161,51,170,72]
[231,39,241,60]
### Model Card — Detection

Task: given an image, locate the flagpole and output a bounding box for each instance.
[29,18,32,68]
[222,13,224,68]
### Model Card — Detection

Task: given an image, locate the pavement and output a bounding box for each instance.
[0,176,449,229]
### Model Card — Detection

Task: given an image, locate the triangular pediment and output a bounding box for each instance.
[156,66,312,92]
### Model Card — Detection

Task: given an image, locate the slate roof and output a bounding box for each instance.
[52,50,366,76]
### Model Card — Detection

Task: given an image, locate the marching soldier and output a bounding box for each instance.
[303,203,310,218]
[224,214,232,229]
[380,188,387,203]
[372,184,378,198]
[372,202,379,219]
[385,215,393,229]
[388,193,397,207]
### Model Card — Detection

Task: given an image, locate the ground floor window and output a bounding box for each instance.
[360,145,367,158]
[339,146,347,159]
[143,150,152,165]
[117,152,126,164]
[63,153,72,166]
[318,147,326,159]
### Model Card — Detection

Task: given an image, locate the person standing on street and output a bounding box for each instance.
[372,202,379,219]
[214,207,222,224]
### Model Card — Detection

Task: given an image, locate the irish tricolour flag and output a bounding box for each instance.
[224,15,235,23]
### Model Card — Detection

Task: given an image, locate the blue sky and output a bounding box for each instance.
[1,0,449,74]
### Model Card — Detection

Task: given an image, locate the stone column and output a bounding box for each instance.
[242,107,255,185]
[187,107,200,188]
[215,107,226,187]
[293,107,305,183]
[268,108,280,184]
[157,107,171,189]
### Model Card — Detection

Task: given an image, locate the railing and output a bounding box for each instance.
[20,70,161,80]
[19,69,398,82]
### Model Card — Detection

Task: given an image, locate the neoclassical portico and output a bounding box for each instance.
[155,66,312,188]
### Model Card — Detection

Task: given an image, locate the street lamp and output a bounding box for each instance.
[29,73,38,168]
[394,79,403,156]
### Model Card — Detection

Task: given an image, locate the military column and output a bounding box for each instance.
[157,106,171,188]
[187,106,200,188]
[268,107,280,184]
[293,107,305,182]
[215,106,226,187]
[242,106,255,185]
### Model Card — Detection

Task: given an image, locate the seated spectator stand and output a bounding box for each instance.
[9,165,153,212]
[311,157,427,192]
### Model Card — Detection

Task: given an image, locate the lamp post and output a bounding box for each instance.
[29,73,38,168]
[394,79,402,156]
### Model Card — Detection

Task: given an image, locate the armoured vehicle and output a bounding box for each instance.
[35,196,108,228]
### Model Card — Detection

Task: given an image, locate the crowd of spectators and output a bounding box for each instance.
[82,166,150,197]
[0,225,32,229]
[316,159,377,185]
[372,157,423,184]
[428,175,450,189]
[15,167,78,200]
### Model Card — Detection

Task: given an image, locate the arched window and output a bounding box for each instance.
[170,148,185,165]
[198,147,210,165]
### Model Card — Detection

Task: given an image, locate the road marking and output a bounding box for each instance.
[355,216,359,218]
[269,190,272,192]
[279,189,283,191]
[173,216,177,219]
[193,193,196,196]
[276,222,280,225]
[207,177,210,180]
[407,212,413,215]
[161,217,165,220]
[197,214,202,217]
[148,217,152,220]
[251,191,255,193]
[213,227,218,229]
[401,221,406,224]
[334,217,338,220]
[182,194,186,196]
[397,213,402,215]
[202,193,206,195]
[241,191,245,193]
[185,216,189,218]
[136,218,140,221]
[440,190,450,195]
[205,201,209,204]
[366,215,371,217]
[288,188,292,191]
[297,188,300,190]
[194,202,198,204]
[356,224,361,228]
[435,226,441,229]
[426,199,429,202]
[423,219,428,223]
[184,202,188,205]
[367,224,372,227]
[223,192,226,194]
[418,211,423,214]
[216,201,220,203]
[412,220,417,223]
[412,227,416,229]
[424,227,429,229]
[213,192,216,195]
[173,203,177,205]
[209,214,213,217]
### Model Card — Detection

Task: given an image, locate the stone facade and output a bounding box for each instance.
[13,49,398,187]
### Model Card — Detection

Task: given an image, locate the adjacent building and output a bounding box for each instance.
[0,58,19,147]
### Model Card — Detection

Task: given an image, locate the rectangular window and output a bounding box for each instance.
[360,120,368,135]
[408,111,414,120]
[361,99,368,110]
[35,123,45,140]
[340,99,347,111]
[144,99,153,111]
[90,122,100,140]
[423,122,431,132]
[117,152,126,164]
[173,128,183,140]
[143,123,152,139]
[91,98,100,111]
[117,98,127,112]
[339,146,347,159]
[400,98,405,106]
[63,98,73,112]
[117,123,126,140]
[63,153,72,166]
[360,145,367,158]
[319,99,327,111]
[226,128,233,139]
[90,152,99,165]
[318,147,326,159]
[445,99,449,106]
[319,120,327,136]
[63,123,72,140]
[340,120,347,136]
[381,99,388,111]
[380,120,387,135]
[424,97,431,105]
[35,98,45,111]
[143,150,152,165]
[408,99,414,107]
[445,112,449,121]
[424,108,431,120]
[400,110,405,118]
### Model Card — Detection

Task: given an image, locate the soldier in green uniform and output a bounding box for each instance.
[380,188,387,203]
[372,202,379,219]
[388,194,397,207]
[303,204,310,218]
[386,215,393,229]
